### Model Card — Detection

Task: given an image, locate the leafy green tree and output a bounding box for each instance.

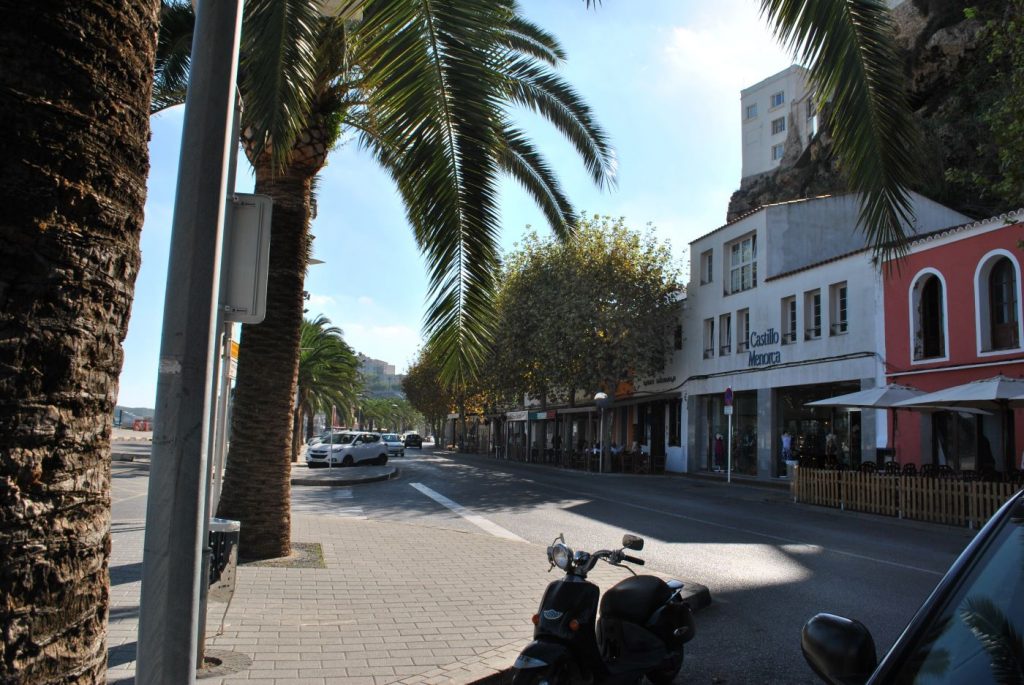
[491,215,682,404]
[403,347,456,439]
[154,0,614,558]
[293,316,361,460]
[945,1,1024,210]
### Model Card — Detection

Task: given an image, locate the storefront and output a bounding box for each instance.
[677,193,964,480]
[882,212,1024,473]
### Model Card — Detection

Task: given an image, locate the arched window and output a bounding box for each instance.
[988,257,1019,350]
[912,272,946,360]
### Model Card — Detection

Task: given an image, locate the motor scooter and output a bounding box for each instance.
[512,533,696,684]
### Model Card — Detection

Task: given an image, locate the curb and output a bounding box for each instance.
[111,453,136,462]
[290,467,399,487]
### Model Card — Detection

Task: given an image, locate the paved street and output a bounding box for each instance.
[109,447,975,683]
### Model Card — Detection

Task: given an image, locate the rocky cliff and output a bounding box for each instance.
[727,0,1018,223]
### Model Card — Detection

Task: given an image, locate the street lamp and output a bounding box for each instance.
[594,392,609,474]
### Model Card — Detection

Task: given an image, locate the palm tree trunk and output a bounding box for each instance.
[306,411,315,442]
[217,163,313,560]
[0,2,158,681]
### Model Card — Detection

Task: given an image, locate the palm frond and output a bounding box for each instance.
[759,0,920,262]
[152,0,195,114]
[497,122,577,240]
[505,56,617,190]
[356,0,514,387]
[505,14,565,65]
[240,0,323,167]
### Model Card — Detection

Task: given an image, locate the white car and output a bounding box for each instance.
[380,433,405,458]
[305,431,388,467]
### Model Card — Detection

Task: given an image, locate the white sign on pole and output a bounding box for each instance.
[223,194,273,323]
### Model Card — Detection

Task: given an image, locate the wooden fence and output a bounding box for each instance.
[792,468,1022,528]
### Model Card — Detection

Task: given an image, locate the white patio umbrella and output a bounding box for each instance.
[806,384,927,461]
[893,374,1024,471]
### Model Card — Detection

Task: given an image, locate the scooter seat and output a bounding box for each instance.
[599,575,673,625]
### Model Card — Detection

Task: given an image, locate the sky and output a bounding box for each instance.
[116,0,794,408]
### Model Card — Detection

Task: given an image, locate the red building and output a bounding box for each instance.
[883,211,1024,472]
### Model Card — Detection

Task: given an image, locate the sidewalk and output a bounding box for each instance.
[107,483,708,684]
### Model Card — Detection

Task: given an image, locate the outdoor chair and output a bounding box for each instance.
[859,461,877,473]
[883,461,901,475]
[920,463,936,477]
[901,463,917,476]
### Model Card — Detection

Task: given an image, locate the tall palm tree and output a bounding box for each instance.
[0,1,160,682]
[154,0,615,558]
[293,315,361,461]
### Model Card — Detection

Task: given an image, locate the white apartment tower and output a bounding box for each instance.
[739,65,817,180]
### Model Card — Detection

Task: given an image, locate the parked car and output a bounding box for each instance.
[305,431,388,467]
[801,488,1024,684]
[403,432,423,449]
[380,433,405,458]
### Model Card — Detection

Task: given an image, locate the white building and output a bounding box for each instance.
[678,193,968,479]
[740,65,816,179]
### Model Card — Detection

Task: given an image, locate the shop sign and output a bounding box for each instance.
[640,374,676,387]
[506,410,529,421]
[529,410,556,420]
[747,327,782,367]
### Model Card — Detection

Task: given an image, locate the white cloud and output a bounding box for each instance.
[357,295,374,307]
[658,3,794,97]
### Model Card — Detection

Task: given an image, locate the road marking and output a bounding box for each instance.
[410,483,526,541]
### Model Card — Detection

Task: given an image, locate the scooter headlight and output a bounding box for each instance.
[548,542,572,570]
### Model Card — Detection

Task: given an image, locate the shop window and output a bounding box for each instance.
[830,282,848,335]
[976,253,1021,352]
[719,313,732,355]
[804,289,822,340]
[781,296,797,344]
[736,308,750,352]
[703,318,715,358]
[673,323,683,351]
[726,233,757,294]
[699,249,713,285]
[911,271,946,360]
[771,117,786,135]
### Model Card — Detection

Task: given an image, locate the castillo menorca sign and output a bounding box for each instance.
[747,328,782,367]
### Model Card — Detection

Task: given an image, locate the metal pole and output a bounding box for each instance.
[599,409,605,474]
[727,412,733,484]
[137,1,244,682]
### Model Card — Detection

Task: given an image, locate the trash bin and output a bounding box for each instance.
[208,518,240,605]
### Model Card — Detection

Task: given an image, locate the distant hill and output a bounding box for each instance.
[115,405,155,421]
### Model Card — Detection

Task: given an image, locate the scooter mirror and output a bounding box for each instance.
[622,534,644,550]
